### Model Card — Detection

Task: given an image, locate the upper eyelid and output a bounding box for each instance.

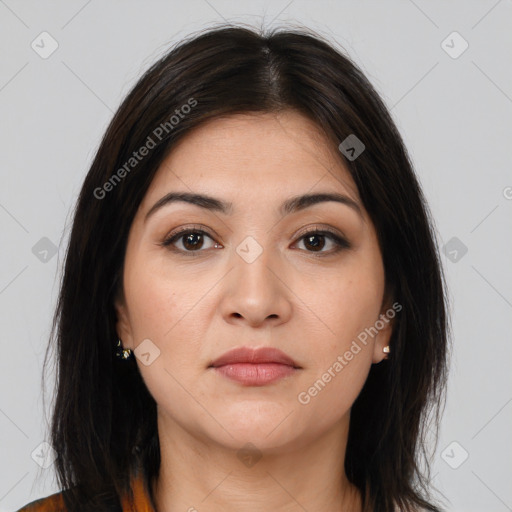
[294,224,346,239]
[164,224,345,239]
[164,225,215,241]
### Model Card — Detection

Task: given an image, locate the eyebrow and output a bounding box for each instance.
[145,191,363,221]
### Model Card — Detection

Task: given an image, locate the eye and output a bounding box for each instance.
[161,227,221,254]
[293,229,351,255]
[160,225,351,256]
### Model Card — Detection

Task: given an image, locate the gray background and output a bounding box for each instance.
[1,1,511,511]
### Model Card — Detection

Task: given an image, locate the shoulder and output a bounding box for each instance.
[15,490,67,512]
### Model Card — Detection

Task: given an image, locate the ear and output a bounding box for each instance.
[371,298,397,364]
[114,293,134,350]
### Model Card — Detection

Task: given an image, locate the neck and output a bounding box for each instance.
[150,409,362,512]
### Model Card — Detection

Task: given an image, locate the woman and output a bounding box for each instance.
[17,24,450,512]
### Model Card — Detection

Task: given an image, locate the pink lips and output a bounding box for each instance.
[209,346,301,386]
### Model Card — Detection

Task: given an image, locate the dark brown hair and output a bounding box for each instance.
[42,23,450,512]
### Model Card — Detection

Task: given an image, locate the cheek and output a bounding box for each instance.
[122,250,213,371]
[294,350,372,440]
[295,269,381,420]
[125,268,176,342]
[123,243,199,337]
[295,260,384,411]
[303,261,384,344]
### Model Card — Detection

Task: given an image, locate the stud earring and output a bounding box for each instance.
[383,346,390,354]
[115,339,133,360]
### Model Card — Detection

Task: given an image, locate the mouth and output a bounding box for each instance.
[208,346,302,386]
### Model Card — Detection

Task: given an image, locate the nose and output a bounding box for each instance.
[219,241,293,328]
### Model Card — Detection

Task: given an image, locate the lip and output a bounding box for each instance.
[209,346,301,368]
[209,346,302,386]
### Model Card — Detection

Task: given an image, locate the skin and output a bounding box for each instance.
[115,110,394,512]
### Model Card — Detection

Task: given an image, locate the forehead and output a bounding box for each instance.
[143,110,360,207]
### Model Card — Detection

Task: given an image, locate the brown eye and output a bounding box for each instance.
[302,233,326,252]
[295,230,351,255]
[162,229,218,253]
[182,232,205,250]
[161,227,349,256]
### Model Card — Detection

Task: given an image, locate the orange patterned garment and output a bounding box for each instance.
[16,470,156,512]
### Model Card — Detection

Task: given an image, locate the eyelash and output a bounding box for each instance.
[160,225,351,257]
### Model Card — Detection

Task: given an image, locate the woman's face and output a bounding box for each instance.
[115,110,393,451]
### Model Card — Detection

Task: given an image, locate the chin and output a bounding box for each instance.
[205,408,304,449]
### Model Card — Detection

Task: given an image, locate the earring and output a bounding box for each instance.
[383,345,390,359]
[115,339,133,360]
